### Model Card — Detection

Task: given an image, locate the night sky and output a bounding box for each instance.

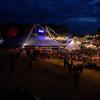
[0,0,100,34]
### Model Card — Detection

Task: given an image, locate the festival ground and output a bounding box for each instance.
[0,58,100,100]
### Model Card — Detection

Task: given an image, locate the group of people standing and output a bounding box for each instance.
[0,48,20,75]
[64,55,83,89]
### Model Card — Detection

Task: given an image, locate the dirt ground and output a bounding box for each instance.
[0,57,100,100]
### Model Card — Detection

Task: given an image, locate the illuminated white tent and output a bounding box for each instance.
[85,44,96,49]
[65,40,80,51]
[22,25,62,48]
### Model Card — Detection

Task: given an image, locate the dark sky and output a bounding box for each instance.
[0,0,100,34]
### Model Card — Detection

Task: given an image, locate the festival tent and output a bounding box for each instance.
[0,35,27,47]
[65,40,80,51]
[0,24,64,48]
[23,36,62,47]
[0,34,62,47]
[85,44,96,49]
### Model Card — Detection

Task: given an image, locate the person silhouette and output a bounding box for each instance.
[73,65,80,89]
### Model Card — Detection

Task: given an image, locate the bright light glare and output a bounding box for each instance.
[0,39,3,44]
[38,29,44,33]
[22,43,28,48]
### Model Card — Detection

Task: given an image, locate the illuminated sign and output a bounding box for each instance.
[38,29,45,33]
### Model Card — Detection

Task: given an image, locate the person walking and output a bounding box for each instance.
[79,64,83,74]
[68,59,73,76]
[73,65,80,89]
[64,55,67,70]
[10,51,16,75]
[28,50,33,70]
[0,54,2,71]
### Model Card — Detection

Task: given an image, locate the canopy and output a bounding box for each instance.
[0,35,62,47]
[65,40,80,51]
[23,36,62,47]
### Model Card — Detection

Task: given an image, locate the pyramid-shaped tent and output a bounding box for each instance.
[0,25,62,47]
[23,36,61,47]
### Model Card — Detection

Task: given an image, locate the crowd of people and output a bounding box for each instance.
[0,47,99,90]
[63,54,83,89]
[0,47,54,75]
[0,48,20,75]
